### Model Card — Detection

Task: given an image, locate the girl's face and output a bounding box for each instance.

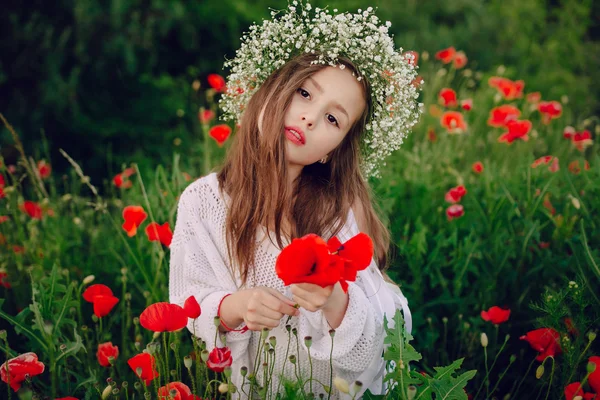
[281,66,366,168]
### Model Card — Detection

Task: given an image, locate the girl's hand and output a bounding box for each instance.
[291,282,349,329]
[241,286,300,331]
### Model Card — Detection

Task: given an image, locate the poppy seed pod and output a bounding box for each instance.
[240,366,248,377]
[184,356,193,369]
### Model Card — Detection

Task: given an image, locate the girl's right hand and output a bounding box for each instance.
[242,286,300,331]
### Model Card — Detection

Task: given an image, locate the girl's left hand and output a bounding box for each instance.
[290,282,336,312]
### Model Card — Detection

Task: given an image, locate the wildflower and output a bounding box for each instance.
[568,160,582,175]
[122,206,148,237]
[427,127,437,142]
[404,51,419,66]
[480,306,511,324]
[207,347,233,373]
[0,352,45,392]
[207,74,226,92]
[145,222,173,247]
[112,167,135,189]
[472,161,484,174]
[480,333,488,348]
[453,51,468,69]
[435,47,456,64]
[526,92,541,103]
[333,376,350,394]
[276,234,337,287]
[537,101,562,124]
[183,295,201,319]
[564,318,579,336]
[209,124,232,146]
[438,88,457,107]
[36,160,51,179]
[97,342,119,367]
[440,111,468,134]
[497,119,532,144]
[520,328,562,361]
[82,284,119,318]
[588,356,600,394]
[20,201,43,220]
[140,303,188,332]
[460,98,472,111]
[199,109,215,124]
[157,382,194,400]
[572,130,593,152]
[444,185,467,204]
[488,76,524,100]
[531,156,554,169]
[446,204,464,221]
[564,382,595,400]
[487,105,521,128]
[127,353,159,386]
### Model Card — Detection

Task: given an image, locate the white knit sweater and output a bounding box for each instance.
[169,173,411,399]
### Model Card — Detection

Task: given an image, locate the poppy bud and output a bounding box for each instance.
[480,333,488,348]
[351,381,363,396]
[442,317,448,324]
[587,360,597,374]
[135,341,141,351]
[261,327,269,340]
[152,332,161,340]
[121,381,128,389]
[589,332,597,342]
[83,275,95,285]
[214,316,221,327]
[329,329,335,338]
[292,327,298,336]
[146,342,160,355]
[170,369,177,378]
[134,382,142,391]
[285,324,291,332]
[304,336,313,348]
[289,355,297,364]
[333,377,349,394]
[133,317,139,325]
[201,350,209,362]
[224,366,232,378]
[184,355,193,369]
[112,388,119,395]
[92,315,99,323]
[144,392,151,399]
[219,382,229,393]
[0,330,7,340]
[407,385,417,400]
[101,385,112,399]
[240,366,248,377]
[269,336,277,347]
[535,364,544,379]
[510,355,516,363]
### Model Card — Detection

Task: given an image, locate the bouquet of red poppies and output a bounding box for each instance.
[275,233,374,293]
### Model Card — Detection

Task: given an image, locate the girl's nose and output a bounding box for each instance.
[302,116,313,128]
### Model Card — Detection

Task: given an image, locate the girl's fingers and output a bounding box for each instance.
[247,314,281,330]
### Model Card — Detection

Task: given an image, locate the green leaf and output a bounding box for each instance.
[55,328,87,363]
[429,369,477,400]
[0,299,48,352]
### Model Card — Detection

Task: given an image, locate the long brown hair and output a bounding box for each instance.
[217,52,391,286]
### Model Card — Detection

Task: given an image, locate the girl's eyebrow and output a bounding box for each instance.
[306,77,349,122]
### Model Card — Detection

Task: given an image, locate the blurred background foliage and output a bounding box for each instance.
[1,0,599,185]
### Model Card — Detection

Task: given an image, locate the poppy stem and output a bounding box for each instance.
[163,333,169,380]
[511,354,537,398]
[327,333,334,400]
[542,357,555,400]
[275,327,292,396]
[566,331,595,384]
[489,354,515,397]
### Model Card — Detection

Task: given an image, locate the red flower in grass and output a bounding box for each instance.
[56,397,79,400]
[460,99,472,111]
[158,382,195,400]
[82,284,119,318]
[564,382,596,400]
[481,306,511,324]
[20,201,43,219]
[564,318,579,336]
[113,167,135,189]
[0,215,9,224]
[276,234,341,288]
[453,51,468,69]
[199,109,215,124]
[446,204,464,221]
[563,126,576,139]
[488,77,524,100]
[440,111,468,134]
[183,296,201,319]
[209,125,232,146]
[128,353,159,385]
[1,352,45,392]
[435,47,456,64]
[0,174,5,188]
[439,88,457,107]
[122,206,147,237]
[427,127,437,142]
[531,156,554,169]
[537,101,562,124]
[207,74,226,92]
[0,187,5,199]
[520,328,562,361]
[97,342,119,367]
[145,222,173,247]
[140,303,188,332]
[445,185,467,203]
[83,284,113,302]
[0,271,10,288]
[326,233,374,292]
[526,92,541,103]
[572,130,593,152]
[498,119,532,144]
[472,161,484,174]
[404,50,419,66]
[488,105,521,128]
[589,356,600,394]
[36,160,51,179]
[206,347,233,373]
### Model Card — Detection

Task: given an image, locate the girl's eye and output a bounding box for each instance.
[298,88,310,98]
[327,114,339,127]
[297,88,339,128]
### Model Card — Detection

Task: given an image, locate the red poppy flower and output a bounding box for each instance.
[128,353,159,386]
[0,216,10,224]
[548,157,559,173]
[537,101,562,125]
[83,284,114,302]
[36,160,51,180]
[444,185,467,204]
[206,347,233,373]
[199,109,215,124]
[207,74,226,92]
[520,328,562,361]
[488,77,524,100]
[122,205,147,237]
[411,75,424,88]
[440,111,468,133]
[435,47,456,64]
[327,233,374,292]
[480,306,511,324]
[0,174,5,188]
[446,204,464,221]
[439,88,457,107]
[564,318,579,336]
[0,187,5,199]
[20,201,43,220]
[568,160,582,175]
[113,167,135,189]
[538,241,550,249]
[56,397,79,400]
[140,302,188,332]
[531,156,554,169]
[572,130,593,152]
[453,51,468,69]
[97,342,119,367]
[183,296,201,319]
[0,352,45,392]
[472,161,484,174]
[498,119,532,144]
[209,124,232,146]
[589,356,600,394]
[563,126,576,139]
[427,127,437,142]
[460,99,472,111]
[158,382,194,400]
[145,222,173,247]
[564,382,596,400]
[275,234,341,288]
[93,295,119,318]
[526,92,541,103]
[0,271,10,289]
[487,105,521,128]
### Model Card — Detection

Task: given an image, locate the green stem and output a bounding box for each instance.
[512,355,537,398]
[276,329,292,396]
[489,356,515,396]
[543,357,555,400]
[474,346,489,400]
[308,347,313,395]
[328,334,334,400]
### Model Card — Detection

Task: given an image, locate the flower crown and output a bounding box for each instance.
[219,0,424,178]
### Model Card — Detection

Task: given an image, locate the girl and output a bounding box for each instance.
[169,3,421,399]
